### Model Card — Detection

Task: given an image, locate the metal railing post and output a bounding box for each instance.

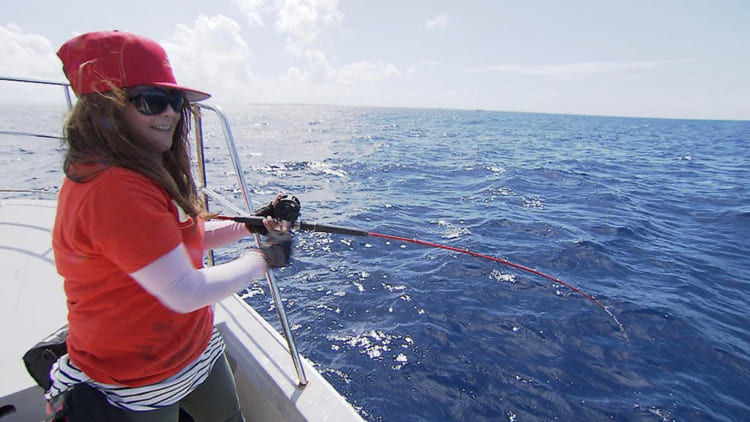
[192,105,215,267]
[196,104,308,386]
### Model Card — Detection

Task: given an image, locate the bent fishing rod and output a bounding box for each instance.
[213,214,626,335]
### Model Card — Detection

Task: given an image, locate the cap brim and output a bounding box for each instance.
[151,82,211,102]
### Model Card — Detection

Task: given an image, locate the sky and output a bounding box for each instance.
[2,0,749,120]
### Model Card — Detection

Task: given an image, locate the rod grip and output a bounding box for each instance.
[229,216,267,231]
[298,221,369,237]
[218,216,369,237]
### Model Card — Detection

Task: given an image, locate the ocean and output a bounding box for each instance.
[2,103,749,421]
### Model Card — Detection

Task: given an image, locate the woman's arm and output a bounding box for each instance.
[203,220,250,250]
[203,216,282,250]
[130,243,267,313]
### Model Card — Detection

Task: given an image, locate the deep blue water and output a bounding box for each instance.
[3,104,749,421]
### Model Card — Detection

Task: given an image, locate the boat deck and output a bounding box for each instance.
[0,198,362,421]
[0,199,64,420]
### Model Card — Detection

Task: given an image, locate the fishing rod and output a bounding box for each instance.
[213,214,626,335]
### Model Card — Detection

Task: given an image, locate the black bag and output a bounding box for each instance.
[22,325,68,390]
[50,382,131,422]
[22,326,197,421]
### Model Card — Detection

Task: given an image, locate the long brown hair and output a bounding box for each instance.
[62,88,202,216]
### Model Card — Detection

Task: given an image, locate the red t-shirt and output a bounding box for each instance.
[52,166,213,387]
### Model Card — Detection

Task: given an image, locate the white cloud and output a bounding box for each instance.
[0,24,67,104]
[261,0,400,99]
[0,24,61,80]
[161,15,255,101]
[335,61,400,85]
[425,15,449,30]
[302,48,335,82]
[275,0,344,55]
[231,0,273,27]
[465,61,672,79]
[297,48,400,86]
[151,12,401,106]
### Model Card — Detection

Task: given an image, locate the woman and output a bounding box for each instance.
[47,30,292,421]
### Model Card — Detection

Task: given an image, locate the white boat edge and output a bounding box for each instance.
[0,197,364,421]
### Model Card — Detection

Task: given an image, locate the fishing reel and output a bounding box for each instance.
[274,194,301,223]
[255,194,301,223]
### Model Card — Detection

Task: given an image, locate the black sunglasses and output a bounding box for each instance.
[128,87,186,116]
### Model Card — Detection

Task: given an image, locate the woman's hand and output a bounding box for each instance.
[261,215,289,232]
[259,230,293,268]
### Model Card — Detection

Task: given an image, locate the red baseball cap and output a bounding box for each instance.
[57,30,210,102]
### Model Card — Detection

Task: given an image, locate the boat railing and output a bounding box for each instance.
[0,75,308,386]
[192,103,308,386]
[0,77,72,140]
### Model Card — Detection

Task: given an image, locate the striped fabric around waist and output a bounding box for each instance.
[46,327,225,411]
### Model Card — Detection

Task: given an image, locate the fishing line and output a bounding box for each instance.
[214,215,626,336]
[369,232,626,335]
